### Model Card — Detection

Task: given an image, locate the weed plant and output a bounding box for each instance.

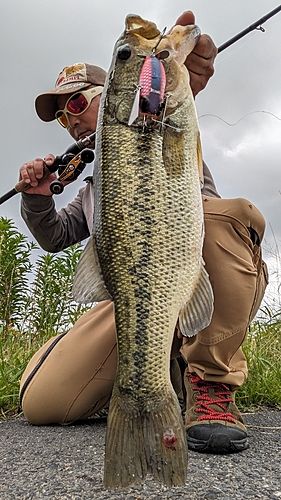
[236,317,281,410]
[0,217,280,416]
[0,218,90,415]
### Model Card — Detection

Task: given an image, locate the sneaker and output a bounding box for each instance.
[185,371,249,454]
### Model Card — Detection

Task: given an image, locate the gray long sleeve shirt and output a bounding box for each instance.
[21,162,220,253]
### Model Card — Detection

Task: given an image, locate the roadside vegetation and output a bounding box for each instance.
[0,218,89,416]
[0,217,280,417]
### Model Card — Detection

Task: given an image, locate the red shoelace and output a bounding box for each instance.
[188,373,237,423]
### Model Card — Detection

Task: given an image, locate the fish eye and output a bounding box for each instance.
[156,50,170,60]
[117,44,132,60]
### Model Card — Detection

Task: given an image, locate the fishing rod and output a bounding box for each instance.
[218,4,281,53]
[0,133,95,205]
[1,6,281,206]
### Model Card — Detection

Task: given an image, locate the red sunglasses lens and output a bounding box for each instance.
[67,93,88,114]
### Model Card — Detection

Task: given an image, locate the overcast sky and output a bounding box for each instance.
[1,0,281,305]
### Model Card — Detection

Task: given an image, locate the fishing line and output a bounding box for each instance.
[152,27,167,53]
[199,110,281,126]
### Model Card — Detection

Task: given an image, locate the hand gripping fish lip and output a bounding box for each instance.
[128,24,201,126]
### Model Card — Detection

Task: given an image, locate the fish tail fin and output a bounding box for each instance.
[103,389,187,488]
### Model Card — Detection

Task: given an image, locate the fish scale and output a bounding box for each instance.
[73,14,214,489]
[96,128,173,391]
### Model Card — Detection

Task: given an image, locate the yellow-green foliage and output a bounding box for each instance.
[0,217,280,416]
[0,217,90,415]
[236,320,281,409]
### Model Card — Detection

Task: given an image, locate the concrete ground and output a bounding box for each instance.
[0,410,280,499]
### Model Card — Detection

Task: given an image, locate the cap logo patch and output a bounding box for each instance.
[65,63,85,76]
[56,63,87,87]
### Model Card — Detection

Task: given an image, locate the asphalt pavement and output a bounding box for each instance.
[0,410,280,499]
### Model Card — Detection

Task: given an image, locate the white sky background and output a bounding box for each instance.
[0,0,281,307]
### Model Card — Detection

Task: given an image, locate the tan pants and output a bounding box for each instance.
[20,197,268,425]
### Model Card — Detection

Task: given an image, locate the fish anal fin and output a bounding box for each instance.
[72,236,111,304]
[179,263,214,337]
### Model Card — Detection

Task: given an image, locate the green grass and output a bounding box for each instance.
[0,217,90,417]
[1,216,280,417]
[1,317,280,417]
[0,327,40,417]
[236,319,281,410]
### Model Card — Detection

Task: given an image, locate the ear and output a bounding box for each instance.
[125,14,160,39]
[160,24,201,64]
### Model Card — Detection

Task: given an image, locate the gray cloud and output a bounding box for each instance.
[1,0,280,298]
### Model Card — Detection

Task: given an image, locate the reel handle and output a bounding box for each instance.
[49,180,65,195]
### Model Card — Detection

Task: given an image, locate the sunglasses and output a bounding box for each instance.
[55,86,103,128]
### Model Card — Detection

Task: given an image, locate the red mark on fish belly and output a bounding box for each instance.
[162,428,177,449]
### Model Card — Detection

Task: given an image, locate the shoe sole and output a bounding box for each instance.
[187,432,249,454]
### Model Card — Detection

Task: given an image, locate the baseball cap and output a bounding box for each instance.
[35,62,107,122]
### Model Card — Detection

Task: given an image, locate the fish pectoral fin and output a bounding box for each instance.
[72,235,111,304]
[179,263,214,337]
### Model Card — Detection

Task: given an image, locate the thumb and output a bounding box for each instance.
[44,154,56,167]
[175,10,196,26]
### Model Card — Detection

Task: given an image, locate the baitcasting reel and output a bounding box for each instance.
[0,132,96,205]
[49,148,95,195]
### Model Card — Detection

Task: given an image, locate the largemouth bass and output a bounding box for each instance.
[73,14,214,488]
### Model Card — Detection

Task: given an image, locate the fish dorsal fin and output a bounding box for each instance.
[125,15,160,39]
[179,261,214,337]
[72,236,111,304]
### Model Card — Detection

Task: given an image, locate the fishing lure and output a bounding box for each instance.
[128,55,166,126]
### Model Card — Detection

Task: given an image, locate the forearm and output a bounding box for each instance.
[21,193,90,252]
